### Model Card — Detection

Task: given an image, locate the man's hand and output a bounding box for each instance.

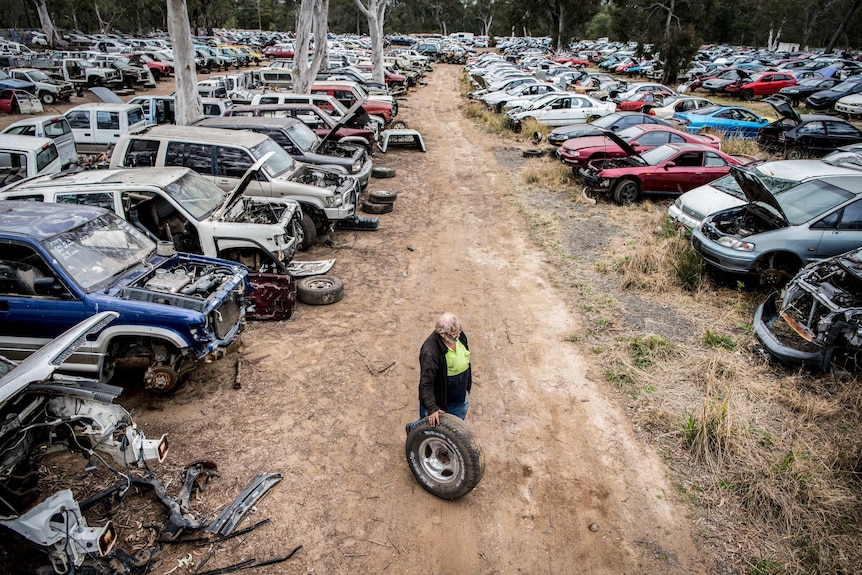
[428,409,444,427]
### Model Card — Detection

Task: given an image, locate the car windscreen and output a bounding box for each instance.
[775,180,855,225]
[616,126,644,142]
[163,171,226,220]
[251,138,296,178]
[285,122,318,152]
[592,113,621,129]
[43,213,154,291]
[640,145,679,165]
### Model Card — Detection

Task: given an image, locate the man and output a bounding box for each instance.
[407,312,472,433]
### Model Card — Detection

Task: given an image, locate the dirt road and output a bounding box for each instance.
[90,64,712,574]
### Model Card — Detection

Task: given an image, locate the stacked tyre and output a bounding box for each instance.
[361,190,398,214]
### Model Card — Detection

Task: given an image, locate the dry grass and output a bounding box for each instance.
[491,114,862,572]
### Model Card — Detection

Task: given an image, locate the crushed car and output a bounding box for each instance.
[754,248,862,371]
[0,312,286,573]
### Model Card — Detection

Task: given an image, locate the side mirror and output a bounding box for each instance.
[663,161,676,169]
[33,277,65,297]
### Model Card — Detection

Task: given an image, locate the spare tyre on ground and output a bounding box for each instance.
[296,275,344,305]
[405,414,485,500]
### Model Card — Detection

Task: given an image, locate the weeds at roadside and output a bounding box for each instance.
[704,330,737,351]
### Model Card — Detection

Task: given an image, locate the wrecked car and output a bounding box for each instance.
[754,248,862,371]
[0,201,247,393]
[578,142,751,204]
[691,166,862,285]
[0,158,308,319]
[0,312,285,573]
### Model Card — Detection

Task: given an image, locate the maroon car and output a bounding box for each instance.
[557,124,722,169]
[578,141,755,204]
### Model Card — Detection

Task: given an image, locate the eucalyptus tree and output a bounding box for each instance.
[167,0,202,125]
[293,0,330,92]
[352,0,386,83]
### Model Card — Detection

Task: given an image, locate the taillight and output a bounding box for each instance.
[648,109,655,116]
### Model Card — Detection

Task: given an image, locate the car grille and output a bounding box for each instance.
[212,295,242,340]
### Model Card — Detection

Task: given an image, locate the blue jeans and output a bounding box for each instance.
[409,396,468,431]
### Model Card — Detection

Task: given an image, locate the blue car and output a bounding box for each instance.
[0,201,248,393]
[674,105,769,140]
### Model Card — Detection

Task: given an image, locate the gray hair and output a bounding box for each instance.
[435,312,460,334]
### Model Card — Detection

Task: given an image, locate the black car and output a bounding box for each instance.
[547,112,672,146]
[779,77,839,106]
[804,76,862,111]
[756,96,862,159]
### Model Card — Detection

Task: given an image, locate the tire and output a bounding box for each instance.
[391,120,408,130]
[298,212,317,251]
[372,166,396,178]
[405,414,485,500]
[612,178,641,205]
[90,77,103,87]
[297,275,344,305]
[152,70,161,82]
[361,200,394,214]
[785,146,805,161]
[522,148,544,158]
[740,89,754,101]
[368,190,398,203]
[39,91,55,105]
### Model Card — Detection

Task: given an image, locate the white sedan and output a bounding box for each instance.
[835,93,862,117]
[483,82,564,111]
[505,93,616,130]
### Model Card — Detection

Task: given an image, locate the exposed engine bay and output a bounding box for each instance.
[290,164,357,194]
[754,249,862,371]
[317,140,366,164]
[705,205,786,239]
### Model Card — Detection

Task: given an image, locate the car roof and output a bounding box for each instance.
[0,200,106,240]
[66,102,143,112]
[756,158,862,179]
[2,115,67,129]
[145,124,269,146]
[0,134,55,151]
[8,167,191,190]
[196,116,303,130]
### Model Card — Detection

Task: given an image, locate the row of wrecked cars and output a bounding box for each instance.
[464,49,862,374]
[0,60,433,575]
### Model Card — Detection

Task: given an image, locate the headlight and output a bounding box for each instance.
[673,198,682,209]
[351,160,361,173]
[716,236,755,251]
[324,194,344,208]
[598,179,611,188]
[564,149,579,156]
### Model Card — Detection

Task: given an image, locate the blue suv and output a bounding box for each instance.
[0,201,247,393]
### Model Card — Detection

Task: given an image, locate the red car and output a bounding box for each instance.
[555,56,590,67]
[724,71,797,101]
[578,141,754,204]
[557,124,722,168]
[616,89,676,112]
[264,44,295,59]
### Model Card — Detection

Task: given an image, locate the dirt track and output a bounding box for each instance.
[29,64,713,573]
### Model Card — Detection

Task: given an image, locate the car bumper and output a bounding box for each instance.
[690,232,758,274]
[835,101,862,115]
[354,159,372,189]
[753,292,833,372]
[667,204,702,230]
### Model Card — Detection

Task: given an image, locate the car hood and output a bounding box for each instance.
[764,95,801,122]
[562,134,620,151]
[88,86,124,103]
[730,165,787,220]
[213,152,273,220]
[553,124,603,140]
[321,101,372,144]
[603,131,640,158]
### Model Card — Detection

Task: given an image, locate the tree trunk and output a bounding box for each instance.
[556,1,565,52]
[312,0,330,72]
[32,0,58,47]
[293,0,314,92]
[825,0,862,53]
[353,0,387,84]
[167,0,202,125]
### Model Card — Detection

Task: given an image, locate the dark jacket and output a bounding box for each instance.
[418,330,472,414]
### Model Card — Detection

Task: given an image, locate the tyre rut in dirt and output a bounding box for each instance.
[405,414,485,500]
[297,275,344,305]
[298,212,317,250]
[361,200,394,214]
[372,166,396,179]
[368,190,398,204]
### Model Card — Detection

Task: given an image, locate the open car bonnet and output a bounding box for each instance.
[603,130,641,158]
[212,151,273,221]
[764,95,801,123]
[320,101,372,146]
[730,165,788,220]
[88,86,124,103]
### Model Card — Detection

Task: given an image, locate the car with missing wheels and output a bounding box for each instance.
[0,201,247,393]
[754,248,862,372]
[579,142,752,204]
[691,166,862,285]
[756,96,862,159]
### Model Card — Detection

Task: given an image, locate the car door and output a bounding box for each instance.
[0,241,92,360]
[65,109,95,152]
[810,199,862,259]
[540,96,570,125]
[793,121,827,154]
[653,150,706,193]
[824,121,862,155]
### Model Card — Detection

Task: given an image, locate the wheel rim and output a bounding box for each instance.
[304,277,336,291]
[418,436,461,484]
[42,93,54,104]
[619,182,638,203]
